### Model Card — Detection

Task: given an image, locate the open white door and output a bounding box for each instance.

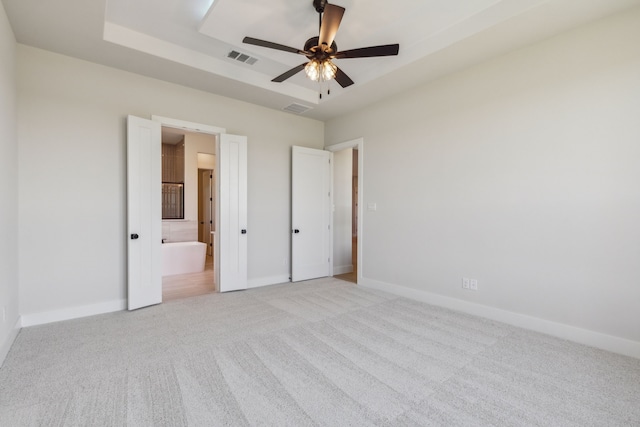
[217,134,248,292]
[291,146,332,282]
[127,115,162,310]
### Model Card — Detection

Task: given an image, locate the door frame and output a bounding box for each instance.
[325,138,364,285]
[151,115,226,286]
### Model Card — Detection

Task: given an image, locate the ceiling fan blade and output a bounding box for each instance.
[334,44,400,59]
[243,37,308,55]
[272,63,308,83]
[334,66,354,88]
[318,4,345,51]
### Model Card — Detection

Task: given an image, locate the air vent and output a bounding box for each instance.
[227,50,258,65]
[283,103,313,114]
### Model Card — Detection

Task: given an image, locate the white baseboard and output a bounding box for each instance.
[248,275,290,289]
[21,299,127,327]
[360,277,640,359]
[0,317,22,368]
[333,264,354,275]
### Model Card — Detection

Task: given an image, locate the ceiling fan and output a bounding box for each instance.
[242,0,399,94]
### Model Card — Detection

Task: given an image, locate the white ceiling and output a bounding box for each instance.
[3,0,640,120]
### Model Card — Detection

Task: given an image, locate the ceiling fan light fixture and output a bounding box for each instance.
[304,58,337,82]
[242,1,399,91]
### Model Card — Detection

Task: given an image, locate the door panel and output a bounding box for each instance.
[127,115,162,310]
[217,134,248,292]
[292,146,332,282]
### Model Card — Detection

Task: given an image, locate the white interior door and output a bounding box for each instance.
[127,115,162,310]
[217,134,248,292]
[292,146,332,282]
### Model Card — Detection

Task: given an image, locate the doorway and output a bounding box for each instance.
[198,167,214,256]
[127,114,249,310]
[332,148,358,283]
[161,128,217,301]
[326,139,363,285]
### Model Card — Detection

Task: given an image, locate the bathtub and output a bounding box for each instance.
[162,241,207,277]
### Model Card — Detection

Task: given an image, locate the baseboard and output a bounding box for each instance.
[248,275,291,289]
[21,299,127,327]
[0,317,22,368]
[360,277,640,359]
[333,264,354,275]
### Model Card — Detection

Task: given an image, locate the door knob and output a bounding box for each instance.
[293,229,300,234]
[130,233,139,240]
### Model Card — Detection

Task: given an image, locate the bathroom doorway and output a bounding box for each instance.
[127,115,248,309]
[161,129,217,301]
[198,167,214,256]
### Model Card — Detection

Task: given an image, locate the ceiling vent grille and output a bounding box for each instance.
[227,50,258,65]
[283,103,313,114]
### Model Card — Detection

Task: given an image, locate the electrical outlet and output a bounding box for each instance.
[470,279,478,291]
[462,278,470,289]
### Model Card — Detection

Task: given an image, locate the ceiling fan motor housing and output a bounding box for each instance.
[304,37,337,56]
[313,0,330,13]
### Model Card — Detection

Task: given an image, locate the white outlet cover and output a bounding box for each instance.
[470,279,478,290]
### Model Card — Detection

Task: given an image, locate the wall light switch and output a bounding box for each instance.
[367,203,377,211]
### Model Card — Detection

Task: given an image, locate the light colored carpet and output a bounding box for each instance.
[1,278,639,426]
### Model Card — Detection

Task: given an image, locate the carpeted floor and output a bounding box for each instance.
[1,278,639,426]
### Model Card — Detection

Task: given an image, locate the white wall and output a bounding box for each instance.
[197,153,215,170]
[184,132,216,222]
[17,45,323,320]
[0,1,19,365]
[333,148,353,274]
[326,8,640,356]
